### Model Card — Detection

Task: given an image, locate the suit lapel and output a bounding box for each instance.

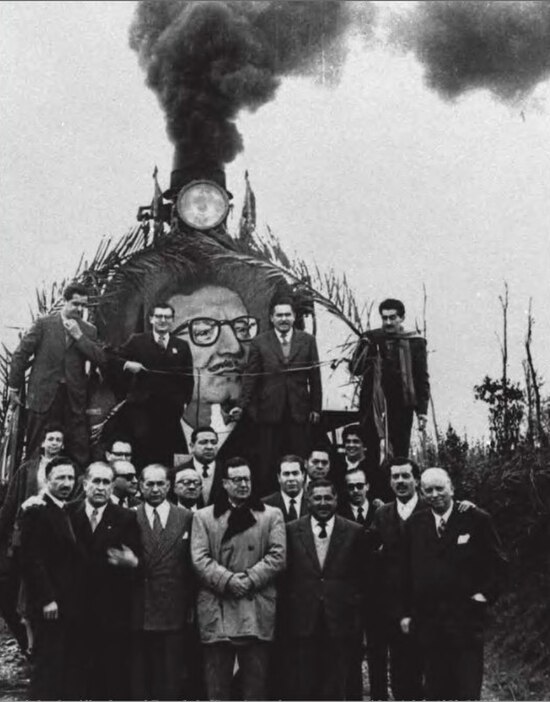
[270,329,286,364]
[323,516,346,572]
[287,330,302,363]
[154,506,182,561]
[44,495,76,545]
[297,518,321,572]
[137,505,156,560]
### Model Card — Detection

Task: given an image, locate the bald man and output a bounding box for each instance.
[400,468,506,701]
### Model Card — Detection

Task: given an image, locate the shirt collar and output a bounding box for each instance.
[45,491,66,510]
[396,492,419,518]
[282,490,303,511]
[310,514,335,533]
[193,457,215,474]
[85,501,108,520]
[145,500,170,524]
[275,328,293,344]
[352,499,369,516]
[432,501,454,525]
[153,330,169,345]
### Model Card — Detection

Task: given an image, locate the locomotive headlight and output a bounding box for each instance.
[176,180,229,230]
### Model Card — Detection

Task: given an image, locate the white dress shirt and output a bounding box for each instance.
[145,500,171,529]
[85,501,108,527]
[192,458,215,504]
[282,490,304,516]
[274,328,293,346]
[311,515,335,568]
[396,493,419,521]
[433,502,454,533]
[45,491,66,510]
[351,500,369,521]
[153,331,169,348]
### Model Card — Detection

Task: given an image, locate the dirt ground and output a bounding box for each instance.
[0,618,547,701]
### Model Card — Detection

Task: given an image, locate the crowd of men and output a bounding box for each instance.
[0,284,507,700]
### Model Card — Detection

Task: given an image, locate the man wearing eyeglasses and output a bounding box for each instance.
[191,457,286,700]
[111,460,141,509]
[110,301,194,468]
[167,284,258,459]
[349,298,430,467]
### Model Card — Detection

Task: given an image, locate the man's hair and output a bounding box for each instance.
[140,463,169,481]
[63,283,89,301]
[269,296,296,316]
[191,426,218,444]
[345,468,368,485]
[106,437,132,453]
[388,456,421,481]
[379,298,405,318]
[277,454,305,474]
[45,455,76,479]
[308,445,331,460]
[342,424,363,443]
[149,301,175,318]
[306,478,336,496]
[84,461,114,480]
[43,423,65,440]
[223,456,251,479]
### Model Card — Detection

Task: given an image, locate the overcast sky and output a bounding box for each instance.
[3,1,550,443]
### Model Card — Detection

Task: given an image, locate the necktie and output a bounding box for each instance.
[317,520,328,538]
[356,506,365,525]
[157,334,168,349]
[201,463,209,479]
[89,508,99,533]
[437,517,446,538]
[280,333,290,360]
[152,508,163,539]
[287,498,298,521]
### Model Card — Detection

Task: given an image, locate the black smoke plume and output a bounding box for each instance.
[392,1,550,102]
[130,0,375,167]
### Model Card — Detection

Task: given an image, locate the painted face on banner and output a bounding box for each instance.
[169,285,253,406]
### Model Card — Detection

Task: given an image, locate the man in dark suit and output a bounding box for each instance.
[281,478,366,700]
[337,467,381,700]
[19,456,80,700]
[174,426,224,506]
[349,298,430,466]
[368,457,426,701]
[263,454,309,521]
[8,283,105,467]
[231,297,322,494]
[69,461,140,700]
[110,301,194,468]
[400,467,506,701]
[132,464,194,700]
[0,425,65,651]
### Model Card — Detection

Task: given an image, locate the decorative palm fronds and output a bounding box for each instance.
[0,174,368,449]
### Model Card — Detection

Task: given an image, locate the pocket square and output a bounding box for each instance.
[457,533,470,544]
[172,348,178,354]
[182,532,189,540]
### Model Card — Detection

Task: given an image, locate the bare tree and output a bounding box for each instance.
[524,298,547,446]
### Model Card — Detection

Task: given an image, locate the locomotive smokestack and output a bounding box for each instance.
[169,144,228,199]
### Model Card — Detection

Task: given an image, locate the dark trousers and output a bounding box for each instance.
[26,385,90,468]
[386,402,414,458]
[0,563,27,652]
[77,628,132,700]
[122,400,181,469]
[285,617,353,701]
[203,640,270,700]
[257,420,311,495]
[132,630,184,700]
[183,621,207,700]
[30,619,80,701]
[423,637,484,701]
[388,623,424,701]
